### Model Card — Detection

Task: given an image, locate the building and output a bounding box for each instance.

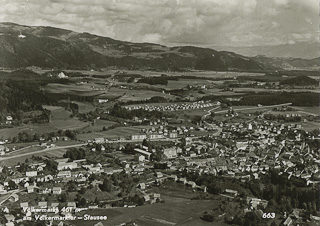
[26,171,38,177]
[52,187,62,195]
[135,155,145,162]
[163,147,178,159]
[134,148,151,160]
[94,138,105,144]
[131,134,147,141]
[224,189,238,196]
[57,162,78,171]
[169,132,177,139]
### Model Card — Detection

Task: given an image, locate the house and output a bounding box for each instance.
[94,138,105,144]
[283,216,293,226]
[67,202,77,209]
[27,186,39,194]
[155,172,163,178]
[57,171,72,178]
[51,203,59,208]
[143,195,150,202]
[225,189,238,196]
[52,187,62,195]
[9,193,19,202]
[178,177,187,184]
[39,188,51,194]
[135,155,145,162]
[153,193,161,201]
[4,214,15,223]
[57,162,78,171]
[134,148,151,160]
[20,202,29,209]
[149,134,164,140]
[187,181,196,188]
[38,202,48,208]
[169,132,177,139]
[163,147,178,159]
[131,134,147,141]
[138,183,146,190]
[169,175,178,181]
[26,171,38,177]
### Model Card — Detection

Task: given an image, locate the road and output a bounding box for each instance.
[0,189,23,206]
[213,103,292,114]
[0,137,181,162]
[0,143,85,161]
[200,103,292,137]
[201,106,220,121]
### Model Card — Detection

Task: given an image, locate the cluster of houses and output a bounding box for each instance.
[124,101,215,112]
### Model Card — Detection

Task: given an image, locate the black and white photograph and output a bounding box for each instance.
[0,0,319,225]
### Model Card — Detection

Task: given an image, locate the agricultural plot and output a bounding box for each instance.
[43,83,106,97]
[77,125,152,141]
[96,87,174,102]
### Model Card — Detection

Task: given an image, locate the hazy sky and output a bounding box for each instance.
[0,0,318,47]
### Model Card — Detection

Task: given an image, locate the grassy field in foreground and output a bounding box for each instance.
[71,197,226,226]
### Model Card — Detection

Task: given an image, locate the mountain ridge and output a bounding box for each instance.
[0,22,316,71]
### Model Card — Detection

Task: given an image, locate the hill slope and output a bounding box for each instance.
[0,22,276,71]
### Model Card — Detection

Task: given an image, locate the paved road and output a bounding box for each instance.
[0,137,181,161]
[213,103,292,114]
[0,143,85,161]
[201,106,220,121]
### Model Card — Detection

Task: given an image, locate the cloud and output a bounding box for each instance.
[0,0,317,48]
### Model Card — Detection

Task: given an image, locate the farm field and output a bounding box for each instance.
[43,106,90,130]
[43,83,106,97]
[233,87,320,93]
[77,125,152,140]
[98,87,174,102]
[80,119,118,133]
[68,101,96,113]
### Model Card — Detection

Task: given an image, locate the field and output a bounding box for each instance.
[43,83,106,97]
[77,125,151,140]
[99,87,174,102]
[0,106,89,139]
[71,197,226,226]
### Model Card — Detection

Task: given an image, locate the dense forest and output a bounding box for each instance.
[235,92,319,107]
[0,69,71,117]
[280,75,318,86]
[109,103,170,120]
[137,75,179,85]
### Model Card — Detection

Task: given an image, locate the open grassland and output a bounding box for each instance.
[71,196,226,226]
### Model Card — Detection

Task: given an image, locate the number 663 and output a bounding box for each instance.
[262,213,275,218]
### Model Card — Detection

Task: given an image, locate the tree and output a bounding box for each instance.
[201,211,215,222]
[58,194,67,202]
[79,197,86,207]
[142,139,149,147]
[100,178,112,192]
[8,180,17,190]
[79,187,86,195]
